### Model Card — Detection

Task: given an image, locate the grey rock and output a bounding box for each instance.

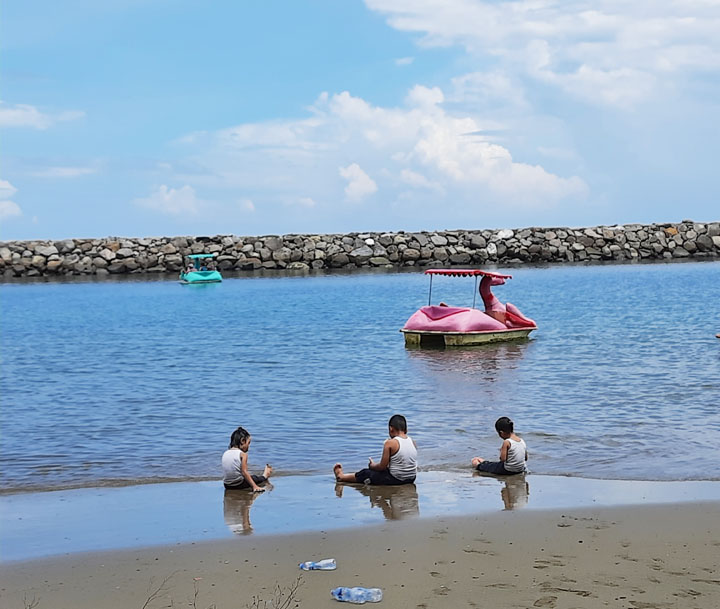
[402,248,421,260]
[36,245,58,257]
[433,247,448,261]
[272,247,292,262]
[286,262,310,270]
[449,253,471,264]
[412,233,429,247]
[696,235,714,251]
[469,234,486,249]
[164,254,184,270]
[349,245,374,261]
[107,262,127,273]
[57,239,76,253]
[265,236,283,251]
[430,234,447,246]
[329,253,349,267]
[369,257,391,266]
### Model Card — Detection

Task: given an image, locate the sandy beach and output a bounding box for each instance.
[2,500,719,609]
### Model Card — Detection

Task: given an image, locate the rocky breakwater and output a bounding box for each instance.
[1,221,719,278]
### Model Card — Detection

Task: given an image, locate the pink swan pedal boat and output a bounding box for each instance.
[401,269,537,347]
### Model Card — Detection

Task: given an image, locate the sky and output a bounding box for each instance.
[2,0,720,240]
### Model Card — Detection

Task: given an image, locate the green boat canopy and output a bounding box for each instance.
[187,253,217,259]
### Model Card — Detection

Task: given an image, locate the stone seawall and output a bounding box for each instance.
[2,221,719,278]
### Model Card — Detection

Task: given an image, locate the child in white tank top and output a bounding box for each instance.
[334,414,417,485]
[471,416,527,475]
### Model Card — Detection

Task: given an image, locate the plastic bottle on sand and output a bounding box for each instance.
[330,587,383,603]
[298,558,337,571]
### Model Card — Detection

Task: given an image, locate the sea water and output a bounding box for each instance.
[1,261,719,493]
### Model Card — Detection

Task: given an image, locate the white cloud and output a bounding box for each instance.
[0,102,84,129]
[450,71,528,110]
[0,179,21,221]
[166,86,586,229]
[364,0,720,108]
[395,56,414,66]
[0,179,18,199]
[133,185,202,215]
[239,198,255,212]
[30,166,97,178]
[339,163,378,201]
[400,169,443,192]
[0,200,22,221]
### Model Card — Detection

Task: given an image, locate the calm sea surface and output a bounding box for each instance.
[2,261,719,493]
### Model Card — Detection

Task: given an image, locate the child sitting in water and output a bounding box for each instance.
[472,416,528,475]
[222,426,272,492]
[334,414,417,485]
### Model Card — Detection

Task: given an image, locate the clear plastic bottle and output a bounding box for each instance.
[330,586,383,604]
[298,558,337,571]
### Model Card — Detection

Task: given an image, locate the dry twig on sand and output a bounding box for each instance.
[190,580,216,609]
[141,572,177,609]
[23,594,40,609]
[246,576,303,609]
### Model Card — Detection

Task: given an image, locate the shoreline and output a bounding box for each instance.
[3,472,720,563]
[2,501,719,609]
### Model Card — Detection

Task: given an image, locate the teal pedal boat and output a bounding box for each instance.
[179,253,223,285]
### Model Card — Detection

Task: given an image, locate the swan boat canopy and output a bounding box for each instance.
[179,253,223,285]
[401,269,537,347]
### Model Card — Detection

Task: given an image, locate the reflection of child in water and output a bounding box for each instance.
[501,476,529,510]
[222,426,273,492]
[223,489,263,534]
[335,482,420,520]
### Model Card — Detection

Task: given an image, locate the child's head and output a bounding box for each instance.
[229,426,251,450]
[494,416,514,437]
[388,414,407,435]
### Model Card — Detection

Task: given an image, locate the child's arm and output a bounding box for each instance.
[240,451,264,492]
[499,439,510,463]
[368,438,397,471]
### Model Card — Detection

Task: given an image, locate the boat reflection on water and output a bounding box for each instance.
[223,486,272,535]
[405,340,532,388]
[473,472,530,510]
[335,483,420,520]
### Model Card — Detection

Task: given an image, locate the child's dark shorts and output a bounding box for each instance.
[476,461,525,476]
[354,468,415,486]
[224,474,268,490]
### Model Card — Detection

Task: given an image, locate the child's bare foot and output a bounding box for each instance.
[471,457,484,467]
[333,463,344,481]
[263,464,273,478]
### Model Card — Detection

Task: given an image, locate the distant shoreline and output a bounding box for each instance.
[2,220,719,278]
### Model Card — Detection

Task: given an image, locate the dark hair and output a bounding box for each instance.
[229,426,251,449]
[495,417,514,434]
[388,414,407,433]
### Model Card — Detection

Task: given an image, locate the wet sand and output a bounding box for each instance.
[2,501,719,609]
[4,472,720,562]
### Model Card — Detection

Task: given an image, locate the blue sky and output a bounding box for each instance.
[2,0,719,240]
